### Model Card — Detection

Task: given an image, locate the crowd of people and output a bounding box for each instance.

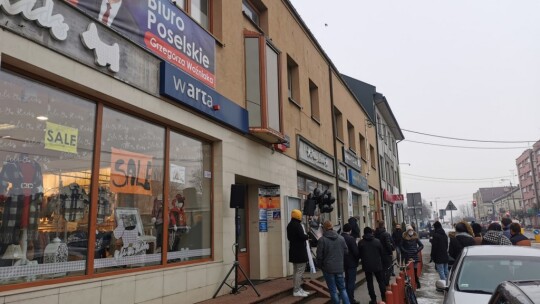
[287,209,425,304]
[429,217,532,283]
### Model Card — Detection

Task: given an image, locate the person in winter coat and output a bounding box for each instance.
[316,221,350,304]
[287,209,309,297]
[501,217,512,240]
[392,224,404,263]
[358,226,386,304]
[400,225,424,288]
[348,216,361,239]
[481,222,512,245]
[430,221,450,280]
[509,222,531,246]
[374,220,394,287]
[471,222,483,245]
[448,222,476,260]
[341,224,360,304]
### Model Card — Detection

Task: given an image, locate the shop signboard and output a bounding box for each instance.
[348,168,368,191]
[342,147,361,172]
[160,62,249,134]
[297,136,335,176]
[65,0,216,88]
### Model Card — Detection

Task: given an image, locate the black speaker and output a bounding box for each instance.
[230,184,246,209]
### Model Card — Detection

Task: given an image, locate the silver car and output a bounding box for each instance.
[436,246,540,304]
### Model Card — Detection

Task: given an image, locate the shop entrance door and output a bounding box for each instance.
[237,205,250,282]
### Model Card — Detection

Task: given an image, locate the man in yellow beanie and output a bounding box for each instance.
[287,209,309,297]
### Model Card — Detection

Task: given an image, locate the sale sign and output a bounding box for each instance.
[110,147,153,195]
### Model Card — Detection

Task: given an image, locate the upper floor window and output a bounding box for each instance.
[359,133,367,160]
[244,32,283,136]
[309,79,320,122]
[175,0,210,30]
[334,106,343,140]
[242,0,260,26]
[287,55,300,106]
[347,121,356,152]
[377,114,383,138]
[370,145,376,169]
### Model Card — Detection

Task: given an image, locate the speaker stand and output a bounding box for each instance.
[213,207,260,298]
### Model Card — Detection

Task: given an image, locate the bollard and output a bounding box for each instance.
[391,282,399,304]
[417,251,423,276]
[407,262,416,290]
[385,290,394,304]
[395,277,404,304]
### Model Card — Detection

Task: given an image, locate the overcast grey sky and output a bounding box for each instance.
[290,0,540,213]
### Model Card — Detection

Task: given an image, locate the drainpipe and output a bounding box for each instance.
[329,67,342,227]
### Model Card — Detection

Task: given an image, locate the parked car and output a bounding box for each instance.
[488,280,540,304]
[436,246,540,304]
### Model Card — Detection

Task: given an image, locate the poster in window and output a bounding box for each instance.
[170,163,185,184]
[110,147,153,195]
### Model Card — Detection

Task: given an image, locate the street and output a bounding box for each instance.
[416,240,444,304]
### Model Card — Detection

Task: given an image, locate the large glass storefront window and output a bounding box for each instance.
[0,71,96,284]
[167,132,211,262]
[96,108,164,272]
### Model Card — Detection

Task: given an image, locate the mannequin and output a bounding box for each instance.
[169,193,189,251]
[0,154,43,265]
[151,198,163,251]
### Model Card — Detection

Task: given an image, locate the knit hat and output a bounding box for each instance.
[291,209,302,221]
[406,225,413,231]
[343,223,352,232]
[323,220,333,231]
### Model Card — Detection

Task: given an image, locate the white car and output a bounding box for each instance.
[436,246,540,304]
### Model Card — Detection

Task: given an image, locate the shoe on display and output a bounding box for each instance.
[293,290,308,297]
[300,289,310,296]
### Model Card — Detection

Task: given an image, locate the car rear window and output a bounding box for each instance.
[456,256,540,294]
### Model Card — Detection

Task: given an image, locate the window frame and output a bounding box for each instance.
[244,30,284,136]
[347,121,356,153]
[334,106,344,141]
[174,0,213,32]
[309,79,320,123]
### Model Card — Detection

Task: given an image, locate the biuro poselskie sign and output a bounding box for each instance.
[65,0,216,88]
[110,147,153,196]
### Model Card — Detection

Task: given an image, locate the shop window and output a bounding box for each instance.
[287,55,300,107]
[0,70,96,284]
[167,131,212,263]
[334,106,343,141]
[309,79,320,122]
[175,0,210,30]
[347,121,355,152]
[244,32,284,142]
[96,108,165,273]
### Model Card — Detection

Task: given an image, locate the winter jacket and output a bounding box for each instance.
[392,229,403,248]
[374,227,394,256]
[341,232,360,268]
[316,230,348,274]
[287,218,309,263]
[510,233,531,246]
[400,231,424,263]
[481,230,512,246]
[449,232,475,259]
[358,233,383,272]
[502,226,512,240]
[348,217,360,239]
[430,228,449,264]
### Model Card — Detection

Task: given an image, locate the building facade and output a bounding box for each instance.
[0,0,383,303]
[473,187,514,222]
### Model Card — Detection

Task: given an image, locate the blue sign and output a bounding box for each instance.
[534,229,540,235]
[348,169,368,191]
[160,62,249,133]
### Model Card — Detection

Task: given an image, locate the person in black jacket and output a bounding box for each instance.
[448,222,475,260]
[374,220,394,287]
[358,227,386,304]
[348,216,361,239]
[287,209,309,297]
[392,224,403,263]
[430,221,449,280]
[400,225,424,288]
[341,224,360,304]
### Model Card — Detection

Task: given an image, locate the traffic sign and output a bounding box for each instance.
[534,229,540,235]
[446,200,457,211]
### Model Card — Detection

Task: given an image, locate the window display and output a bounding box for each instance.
[0,70,96,284]
[167,132,211,262]
[95,108,165,272]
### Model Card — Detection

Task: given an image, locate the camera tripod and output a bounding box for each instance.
[213,207,260,298]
